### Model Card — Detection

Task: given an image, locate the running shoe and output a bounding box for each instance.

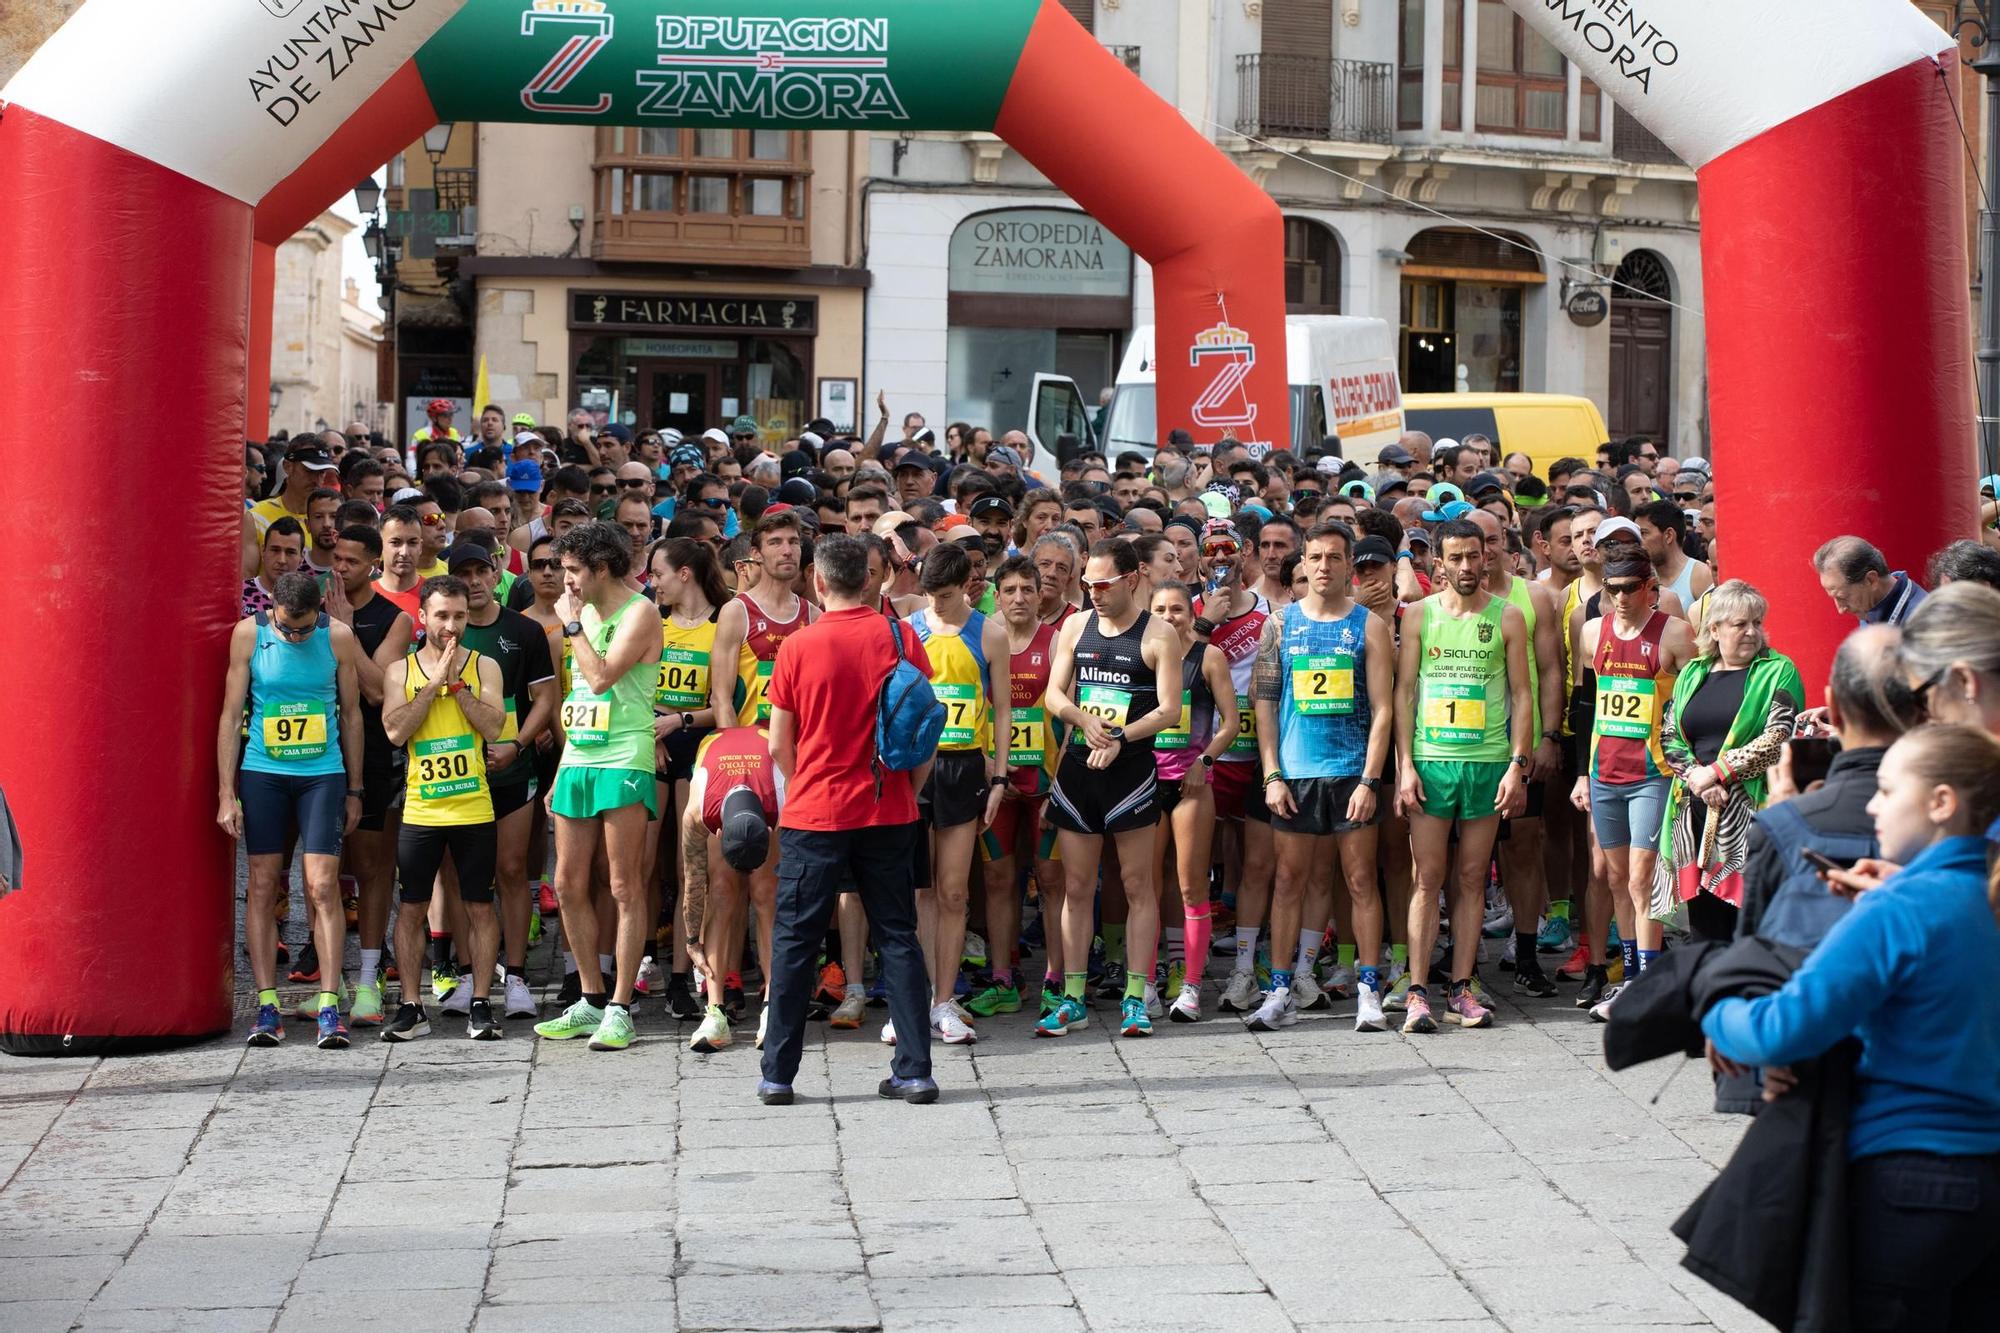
[294,977,352,1021]
[315,1005,350,1050]
[380,1003,429,1042]
[1165,959,1186,1001]
[961,931,989,970]
[757,1080,795,1106]
[1466,975,1496,1010]
[349,981,384,1028]
[1446,983,1494,1029]
[287,940,320,984]
[1255,951,1273,992]
[1575,965,1610,1010]
[1144,982,1164,1021]
[246,1004,285,1047]
[723,977,745,1019]
[1499,934,1518,971]
[879,1075,940,1104]
[1092,964,1125,1002]
[665,973,701,1021]
[1384,970,1414,1012]
[527,910,543,945]
[866,970,888,1008]
[1537,914,1574,953]
[273,940,289,967]
[1245,986,1297,1032]
[1119,996,1152,1038]
[755,1006,769,1050]
[1169,982,1203,1023]
[1481,904,1514,938]
[689,1006,733,1053]
[431,964,457,1003]
[467,999,501,1041]
[829,994,867,1029]
[1293,971,1329,1012]
[1039,983,1064,1018]
[555,971,581,1008]
[1588,983,1623,1024]
[503,975,538,1020]
[880,1019,896,1046]
[1354,983,1388,1032]
[342,894,359,933]
[588,1006,636,1051]
[1401,989,1439,1035]
[1512,964,1558,998]
[965,983,1021,1017]
[1324,964,1355,998]
[932,1003,977,1045]
[534,999,604,1041]
[634,958,661,996]
[1035,995,1088,1037]
[1556,942,1594,981]
[536,882,559,915]
[814,962,847,1007]
[1219,967,1261,1014]
[442,982,474,1017]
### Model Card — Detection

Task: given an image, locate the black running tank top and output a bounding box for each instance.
[1071,610,1160,752]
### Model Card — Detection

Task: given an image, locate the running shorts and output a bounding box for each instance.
[1588,775,1670,853]
[1272,775,1380,836]
[920,749,991,831]
[491,779,536,822]
[397,821,498,905]
[1412,759,1508,823]
[551,766,659,820]
[1211,760,1271,823]
[980,792,1057,863]
[1045,744,1158,837]
[356,761,404,833]
[240,769,346,858]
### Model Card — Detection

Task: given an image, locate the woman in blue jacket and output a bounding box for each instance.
[1703,722,2000,1329]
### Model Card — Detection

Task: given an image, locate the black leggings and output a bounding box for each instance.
[397,822,498,905]
[1850,1150,2000,1330]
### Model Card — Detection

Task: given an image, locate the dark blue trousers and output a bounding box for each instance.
[761,821,931,1086]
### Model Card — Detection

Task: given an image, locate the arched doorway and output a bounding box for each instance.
[1398,226,1542,393]
[1608,249,1673,442]
[1283,217,1342,314]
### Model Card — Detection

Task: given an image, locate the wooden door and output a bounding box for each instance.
[1608,302,1671,441]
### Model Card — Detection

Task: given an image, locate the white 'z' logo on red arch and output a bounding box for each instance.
[1189,321,1258,435]
[521,0,615,114]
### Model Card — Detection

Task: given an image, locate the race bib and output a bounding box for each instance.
[1073,684,1132,745]
[1228,693,1258,756]
[1594,675,1657,740]
[262,701,329,762]
[935,682,980,748]
[750,657,775,722]
[656,646,710,710]
[1008,706,1047,768]
[1291,652,1356,715]
[1155,692,1193,751]
[1420,680,1485,746]
[411,733,480,803]
[561,694,612,747]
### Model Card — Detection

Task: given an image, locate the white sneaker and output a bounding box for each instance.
[1169,981,1202,1023]
[932,1003,976,1045]
[1245,986,1298,1032]
[1483,903,1514,937]
[829,994,866,1029]
[1219,967,1261,1013]
[688,1006,732,1053]
[1501,934,1519,966]
[1143,982,1164,1020]
[503,975,537,1020]
[949,998,979,1028]
[1354,983,1388,1032]
[1293,971,1329,1012]
[441,982,474,1017]
[636,957,663,995]
[880,1019,896,1047]
[1588,983,1623,1024]
[962,931,989,967]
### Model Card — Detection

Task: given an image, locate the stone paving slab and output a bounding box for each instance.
[0,926,1776,1333]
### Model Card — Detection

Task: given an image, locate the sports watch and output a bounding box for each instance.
[562,620,584,638]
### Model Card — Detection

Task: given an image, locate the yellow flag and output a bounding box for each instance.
[473,355,490,416]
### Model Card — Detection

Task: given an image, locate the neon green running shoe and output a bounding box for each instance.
[431,964,457,1002]
[965,983,1021,1018]
[534,998,604,1041]
[527,910,543,945]
[587,1005,636,1051]
[1165,959,1186,1000]
[1039,984,1064,1018]
[349,980,385,1028]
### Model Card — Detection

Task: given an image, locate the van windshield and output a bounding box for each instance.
[1103,384,1318,457]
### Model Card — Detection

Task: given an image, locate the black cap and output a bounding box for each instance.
[1377,444,1416,467]
[286,443,338,472]
[969,495,1014,521]
[777,477,818,506]
[442,543,497,570]
[781,448,814,478]
[718,786,771,872]
[892,451,933,473]
[1353,536,1395,567]
[1466,471,1510,498]
[805,417,836,437]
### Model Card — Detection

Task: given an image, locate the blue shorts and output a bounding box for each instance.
[1588,775,1670,853]
[240,769,347,858]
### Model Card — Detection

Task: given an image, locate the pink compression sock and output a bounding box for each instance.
[1184,903,1213,986]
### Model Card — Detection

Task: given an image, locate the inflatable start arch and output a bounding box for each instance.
[0,0,1975,1050]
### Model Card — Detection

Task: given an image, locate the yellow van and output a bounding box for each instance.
[1401,393,1609,481]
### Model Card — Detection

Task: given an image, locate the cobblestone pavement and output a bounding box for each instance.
[0,957,1767,1333]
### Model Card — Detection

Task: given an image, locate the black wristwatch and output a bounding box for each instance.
[1105,725,1125,742]
[1199,754,1215,769]
[346,787,364,799]
[680,713,695,732]
[1510,754,1530,770]
[1358,776,1381,790]
[1541,729,1562,745]
[561,620,584,638]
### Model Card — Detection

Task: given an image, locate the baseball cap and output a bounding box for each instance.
[1377,443,1416,467]
[806,418,836,437]
[1676,456,1712,478]
[506,459,544,492]
[1465,471,1510,498]
[781,449,813,479]
[1419,482,1467,522]
[1405,526,1432,548]
[893,452,933,473]
[777,477,818,506]
[1426,500,1476,523]
[798,432,824,453]
[1199,491,1233,519]
[1352,536,1395,567]
[391,486,427,506]
[1372,471,1410,498]
[1432,437,1460,454]
[601,423,632,444]
[1339,479,1374,501]
[730,415,760,436]
[442,543,496,570]
[1315,456,1343,478]
[1594,516,1643,545]
[286,444,337,473]
[718,786,771,873]
[510,412,537,429]
[701,427,730,448]
[912,427,937,447]
[985,445,1023,468]
[948,522,987,544]
[969,495,1014,521]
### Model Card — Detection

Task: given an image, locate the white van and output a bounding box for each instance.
[1046,316,1401,467]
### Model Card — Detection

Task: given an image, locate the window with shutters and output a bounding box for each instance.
[1058,0,1094,34]
[1284,218,1341,314]
[1398,0,1462,131]
[591,128,810,266]
[1473,0,1565,136]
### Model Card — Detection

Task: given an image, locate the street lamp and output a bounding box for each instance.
[362,221,383,263]
[269,382,283,418]
[1955,1,2000,477]
[352,176,382,216]
[422,123,454,169]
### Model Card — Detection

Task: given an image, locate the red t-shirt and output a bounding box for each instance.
[767,606,931,831]
[698,727,781,830]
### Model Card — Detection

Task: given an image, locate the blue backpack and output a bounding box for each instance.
[874,615,945,779]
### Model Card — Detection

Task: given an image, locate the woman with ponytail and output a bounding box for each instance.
[1703,723,2000,1326]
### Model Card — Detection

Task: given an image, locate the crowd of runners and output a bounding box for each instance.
[224,400,2000,1078]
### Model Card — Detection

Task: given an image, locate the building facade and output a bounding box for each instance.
[268,211,383,440]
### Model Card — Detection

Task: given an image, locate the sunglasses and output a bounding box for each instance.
[529,558,560,572]
[618,478,650,490]
[1201,544,1240,558]
[418,512,448,527]
[1604,581,1649,596]
[1674,491,1701,503]
[1081,576,1130,593]
[272,618,317,640]
[697,497,729,509]
[731,432,756,441]
[589,484,616,496]
[1911,665,1951,715]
